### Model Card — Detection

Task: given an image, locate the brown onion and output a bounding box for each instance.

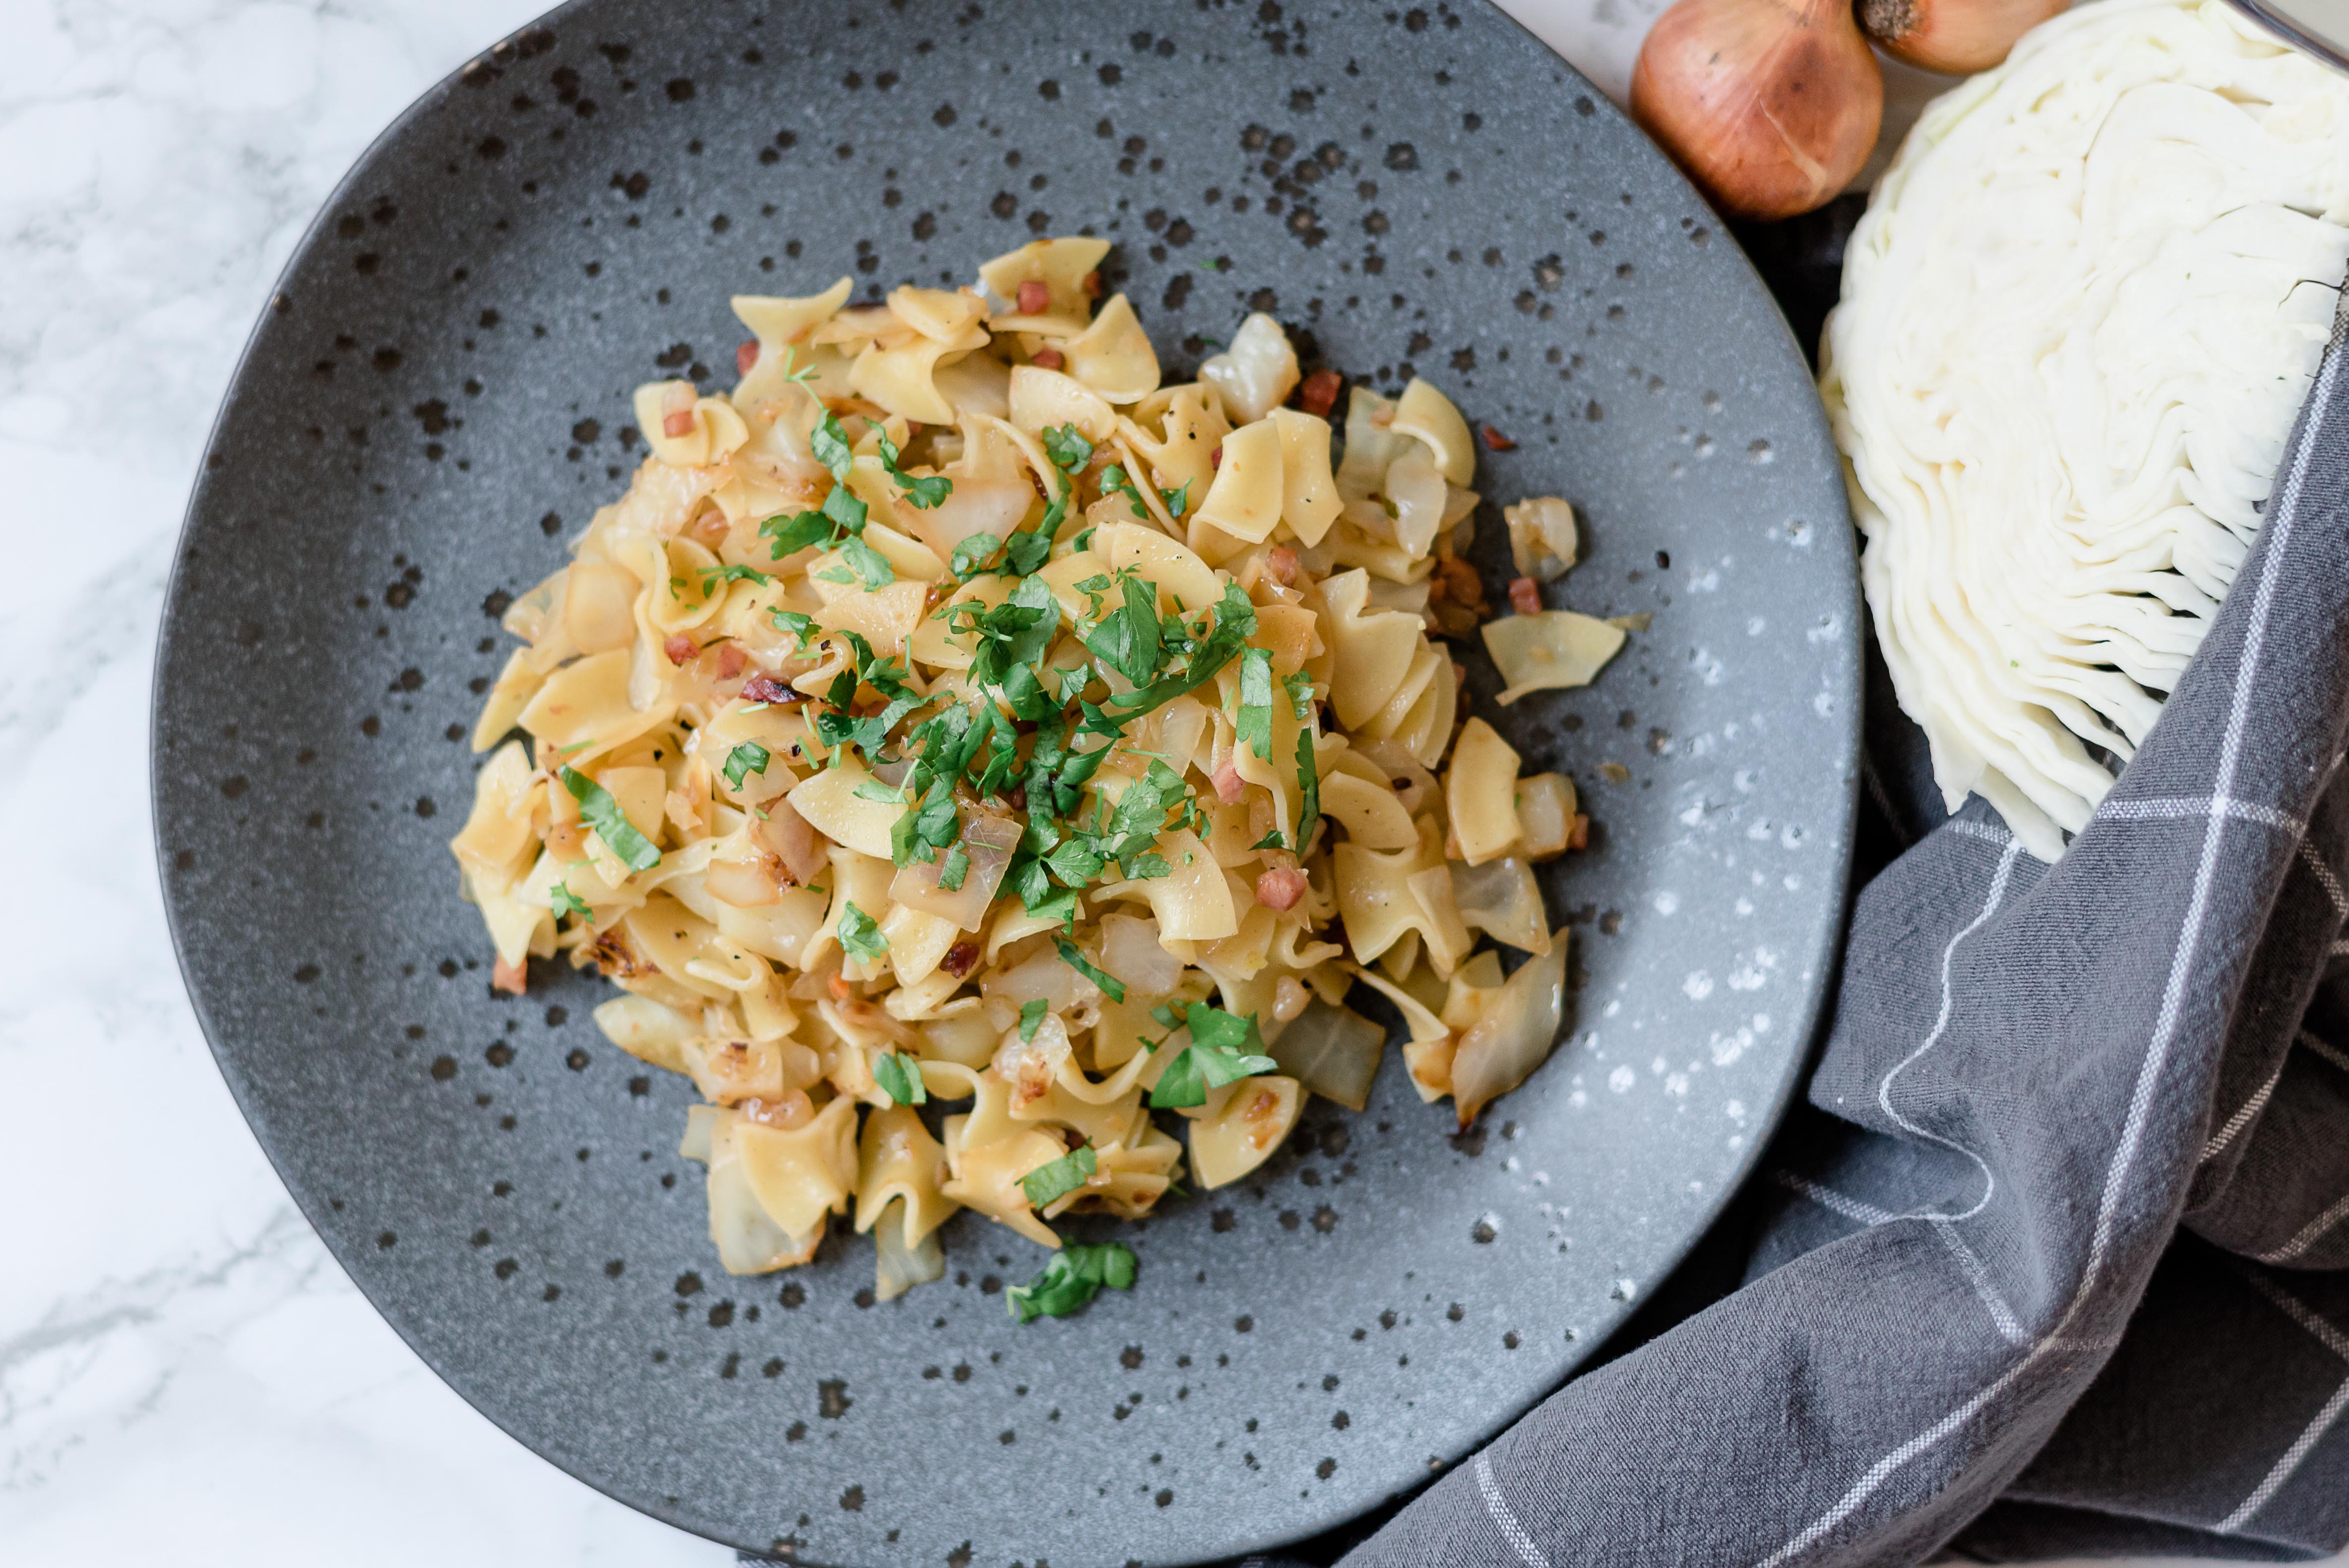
[1859,0,2066,74]
[1630,0,1883,222]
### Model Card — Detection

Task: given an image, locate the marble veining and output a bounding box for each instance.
[0,0,2307,1563]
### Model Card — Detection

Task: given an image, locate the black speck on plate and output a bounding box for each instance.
[154,1,1859,1563]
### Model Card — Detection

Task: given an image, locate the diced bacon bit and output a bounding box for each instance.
[1080,270,1103,298]
[688,508,730,546]
[828,973,856,1002]
[1210,443,1223,469]
[1297,367,1342,417]
[1004,784,1028,812]
[1016,279,1052,315]
[664,632,698,666]
[662,408,697,438]
[1508,576,1543,616]
[736,339,761,376]
[1264,546,1299,586]
[714,643,747,680]
[1481,423,1517,451]
[1031,347,1065,371]
[491,955,528,994]
[1568,813,1591,851]
[1212,759,1246,805]
[1255,865,1309,912]
[941,941,982,978]
[740,672,798,705]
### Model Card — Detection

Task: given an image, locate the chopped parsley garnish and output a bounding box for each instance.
[1054,936,1127,1004]
[1099,584,1259,724]
[700,563,774,589]
[1099,462,1152,520]
[549,882,593,921]
[722,741,771,790]
[838,899,890,963]
[1018,998,1049,1042]
[1006,1241,1136,1323]
[769,345,822,387]
[769,609,816,650]
[938,845,971,891]
[559,766,661,872]
[1237,646,1275,761]
[1282,669,1314,720]
[949,531,1004,580]
[760,460,895,587]
[1148,1002,1279,1109]
[1041,422,1094,475]
[876,432,952,509]
[809,410,855,481]
[1081,573,1165,686]
[873,1050,927,1106]
[1020,1143,1098,1209]
[1160,479,1191,518]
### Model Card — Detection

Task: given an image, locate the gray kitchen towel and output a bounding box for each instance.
[1301,293,2349,1564]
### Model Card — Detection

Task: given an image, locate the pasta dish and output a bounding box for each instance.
[449,237,1623,1317]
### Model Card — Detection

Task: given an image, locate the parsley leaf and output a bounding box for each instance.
[876,433,953,509]
[761,508,836,559]
[549,882,593,921]
[559,766,661,872]
[1055,936,1128,1004]
[1237,646,1275,762]
[809,411,855,482]
[1020,1143,1098,1209]
[938,845,971,891]
[1099,462,1151,520]
[1006,1241,1136,1323]
[1282,670,1314,720]
[1103,584,1260,724]
[950,531,1004,580]
[836,533,896,588]
[1019,998,1048,1042]
[1041,423,1094,475]
[1082,573,1166,687]
[701,564,773,589]
[838,900,890,963]
[1160,479,1191,518]
[722,741,771,790]
[769,609,817,651]
[821,482,868,533]
[956,576,1061,691]
[873,1050,927,1106]
[1147,1003,1279,1109]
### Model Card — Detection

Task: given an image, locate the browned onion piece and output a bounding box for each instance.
[1449,945,1566,1128]
[1266,999,1386,1112]
[888,810,1020,931]
[753,798,828,886]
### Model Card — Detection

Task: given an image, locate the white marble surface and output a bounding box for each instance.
[0,1,2323,1565]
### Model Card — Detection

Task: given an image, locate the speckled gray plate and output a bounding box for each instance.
[154,2,1859,1563]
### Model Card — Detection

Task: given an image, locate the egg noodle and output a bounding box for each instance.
[450,238,1622,1316]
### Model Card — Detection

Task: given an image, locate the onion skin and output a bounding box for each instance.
[1630,0,1884,222]
[1859,0,2068,74]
